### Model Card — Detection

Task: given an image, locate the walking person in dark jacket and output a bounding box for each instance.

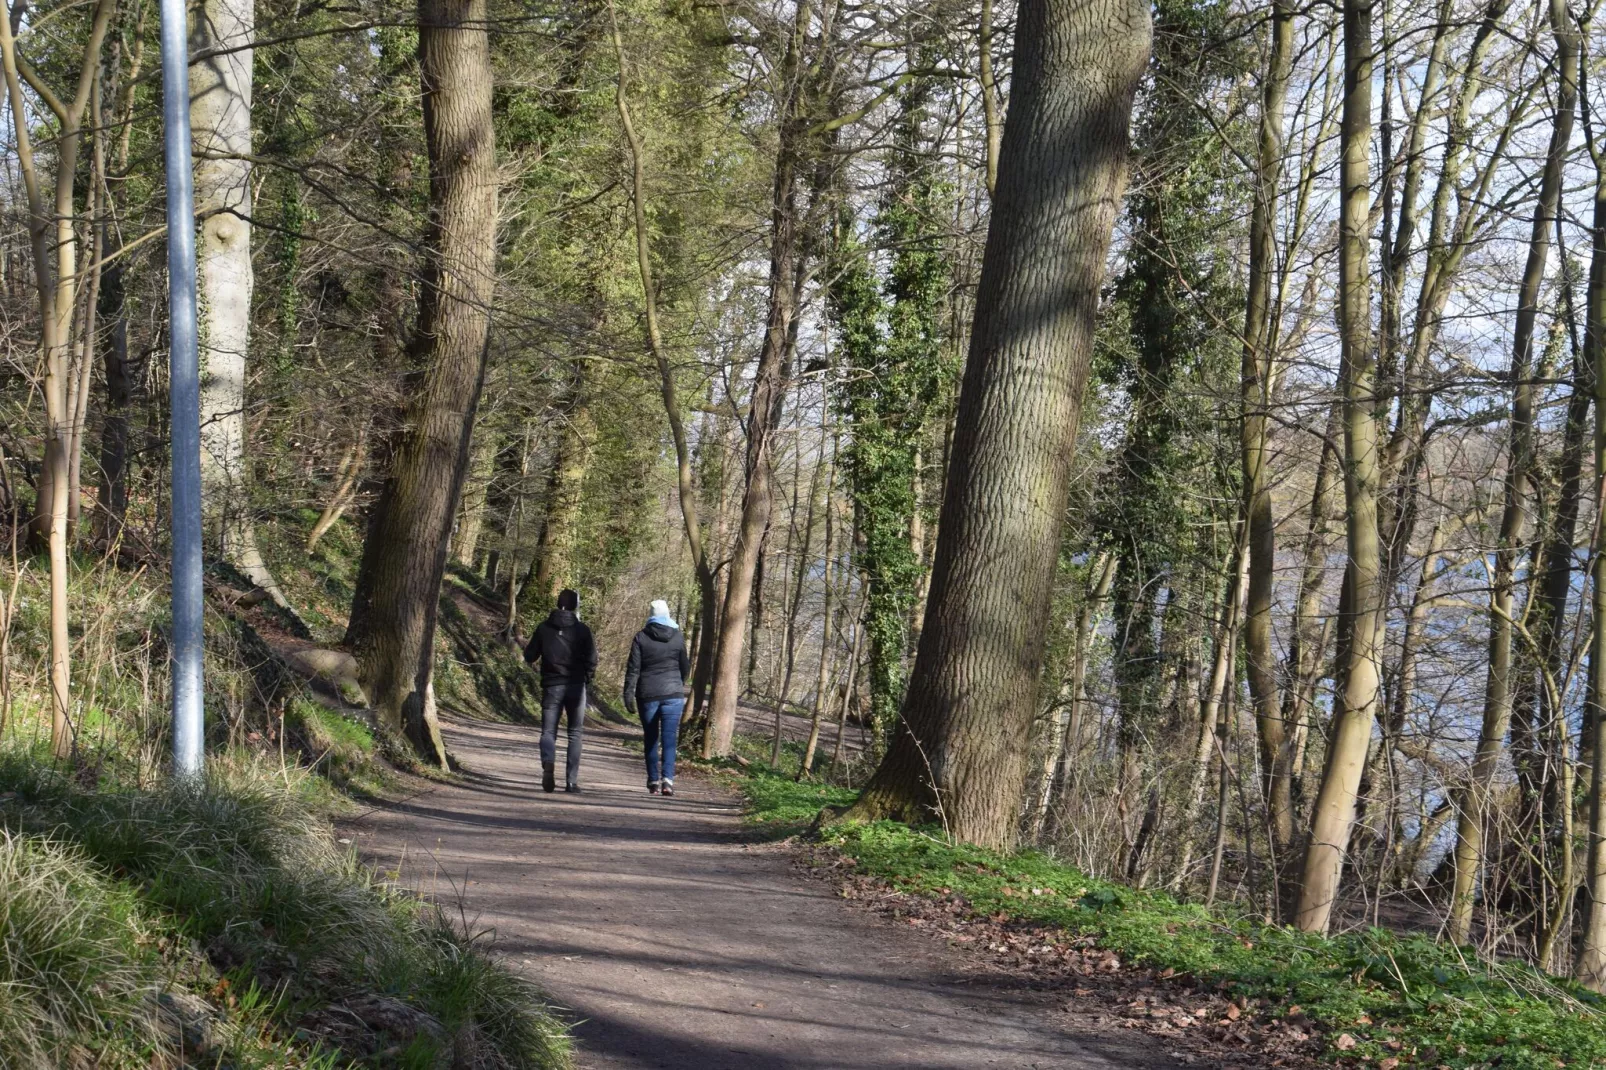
[524,589,597,793]
[622,600,690,796]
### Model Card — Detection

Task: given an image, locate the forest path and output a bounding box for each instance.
[345,716,1180,1070]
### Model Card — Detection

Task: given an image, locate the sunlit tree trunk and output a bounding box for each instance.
[1295,0,1383,933]
[846,0,1150,848]
[703,1,816,757]
[192,0,289,607]
[608,0,722,726]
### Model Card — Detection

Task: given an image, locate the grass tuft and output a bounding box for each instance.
[0,748,571,1068]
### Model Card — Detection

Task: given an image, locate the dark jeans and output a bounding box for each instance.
[641,696,685,785]
[540,681,586,788]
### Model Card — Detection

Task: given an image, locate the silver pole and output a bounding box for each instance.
[161,0,204,779]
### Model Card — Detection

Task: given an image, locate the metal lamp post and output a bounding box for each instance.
[159,0,204,778]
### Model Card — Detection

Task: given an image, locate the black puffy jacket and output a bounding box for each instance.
[524,610,598,685]
[621,621,690,708]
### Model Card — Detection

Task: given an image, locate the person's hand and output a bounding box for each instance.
[624,699,637,717]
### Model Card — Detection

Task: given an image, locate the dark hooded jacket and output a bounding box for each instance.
[524,609,598,686]
[621,621,690,709]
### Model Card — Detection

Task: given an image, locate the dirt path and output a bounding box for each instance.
[345,716,1182,1069]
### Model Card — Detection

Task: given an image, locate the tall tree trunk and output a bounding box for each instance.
[799,442,839,779]
[1574,36,1606,991]
[1295,0,1384,933]
[1242,0,1296,903]
[1282,402,1341,800]
[703,1,816,757]
[1523,308,1591,958]
[95,3,146,548]
[845,0,1150,848]
[192,0,287,607]
[532,398,592,606]
[345,0,497,766]
[1447,0,1576,945]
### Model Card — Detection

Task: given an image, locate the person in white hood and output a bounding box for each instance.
[622,600,691,795]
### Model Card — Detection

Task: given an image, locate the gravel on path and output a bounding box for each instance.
[346,716,1185,1070]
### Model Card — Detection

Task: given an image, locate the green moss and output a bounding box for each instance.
[723,769,1606,1069]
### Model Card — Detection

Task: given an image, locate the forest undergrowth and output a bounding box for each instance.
[721,759,1606,1070]
[0,514,572,1069]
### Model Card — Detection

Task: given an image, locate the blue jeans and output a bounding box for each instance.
[641,696,685,785]
[540,681,586,788]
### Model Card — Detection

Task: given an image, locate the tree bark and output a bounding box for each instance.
[345,0,498,766]
[1574,32,1606,990]
[1295,0,1384,933]
[1242,0,1296,900]
[1448,0,1576,946]
[845,0,1150,848]
[192,0,288,607]
[703,1,816,757]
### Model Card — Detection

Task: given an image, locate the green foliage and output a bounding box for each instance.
[0,749,572,1068]
[1092,0,1249,737]
[828,77,955,744]
[738,766,858,830]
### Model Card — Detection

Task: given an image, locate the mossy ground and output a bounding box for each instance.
[723,753,1606,1070]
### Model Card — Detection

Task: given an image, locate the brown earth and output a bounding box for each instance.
[343,715,1194,1069]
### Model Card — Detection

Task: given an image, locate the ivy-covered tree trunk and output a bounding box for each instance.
[846,0,1150,849]
[828,77,952,751]
[345,0,498,765]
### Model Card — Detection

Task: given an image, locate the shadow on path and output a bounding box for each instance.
[346,716,1181,1070]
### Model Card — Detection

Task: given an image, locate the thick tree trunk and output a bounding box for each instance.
[532,400,591,607]
[1242,0,1296,899]
[1448,0,1575,945]
[192,0,287,607]
[845,0,1150,849]
[1295,0,1384,933]
[345,0,497,766]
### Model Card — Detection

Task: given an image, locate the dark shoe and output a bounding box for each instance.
[565,784,582,794]
[648,781,661,794]
[661,781,675,797]
[542,763,555,793]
